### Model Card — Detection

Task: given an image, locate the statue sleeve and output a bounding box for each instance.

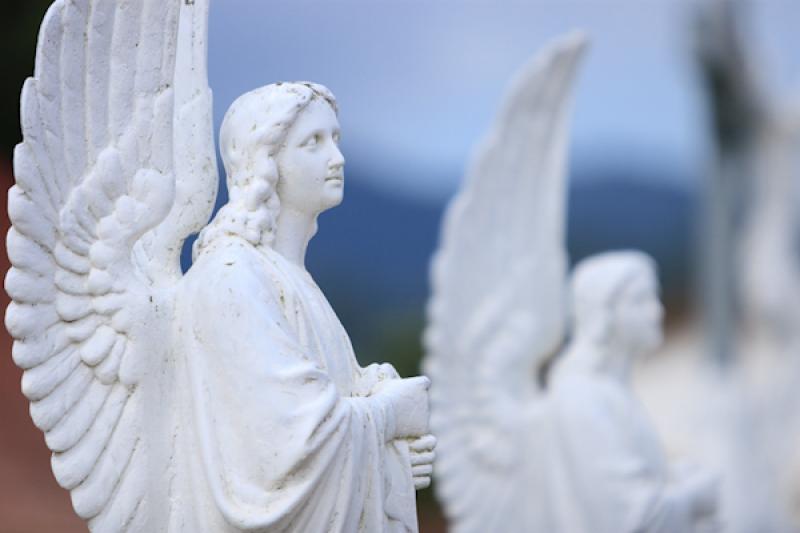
[179,248,416,532]
[353,363,402,396]
[550,377,695,533]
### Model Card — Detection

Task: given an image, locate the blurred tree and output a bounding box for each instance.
[2,1,53,160]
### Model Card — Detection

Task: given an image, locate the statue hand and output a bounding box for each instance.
[409,434,436,490]
[375,376,431,440]
[684,468,719,519]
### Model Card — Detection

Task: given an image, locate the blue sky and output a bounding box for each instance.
[207,0,799,203]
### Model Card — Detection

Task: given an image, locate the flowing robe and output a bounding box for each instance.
[548,368,702,533]
[172,235,417,532]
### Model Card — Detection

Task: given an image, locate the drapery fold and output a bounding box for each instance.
[175,236,416,532]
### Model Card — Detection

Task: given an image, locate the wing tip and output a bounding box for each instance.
[33,1,67,77]
[489,29,589,130]
[527,29,590,78]
[556,29,590,56]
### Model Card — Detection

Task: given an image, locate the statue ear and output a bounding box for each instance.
[586,307,613,347]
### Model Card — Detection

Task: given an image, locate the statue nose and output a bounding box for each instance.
[329,148,345,169]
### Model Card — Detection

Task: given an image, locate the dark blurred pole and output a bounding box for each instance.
[741,109,800,340]
[694,5,800,531]
[694,0,762,367]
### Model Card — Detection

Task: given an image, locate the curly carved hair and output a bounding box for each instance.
[194,82,337,258]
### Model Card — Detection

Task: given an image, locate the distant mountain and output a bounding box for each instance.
[311,161,698,358]
[184,160,698,360]
[567,169,698,295]
[307,168,444,353]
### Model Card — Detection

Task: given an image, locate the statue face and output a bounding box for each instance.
[613,269,664,354]
[276,98,345,215]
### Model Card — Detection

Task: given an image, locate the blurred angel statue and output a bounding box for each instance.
[548,252,719,532]
[423,33,719,533]
[6,1,433,531]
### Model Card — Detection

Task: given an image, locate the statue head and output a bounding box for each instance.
[570,251,663,359]
[196,82,343,254]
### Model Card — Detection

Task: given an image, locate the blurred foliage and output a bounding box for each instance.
[367,310,426,379]
[2,1,52,160]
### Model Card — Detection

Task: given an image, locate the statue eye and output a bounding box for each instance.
[332,132,341,144]
[303,134,320,148]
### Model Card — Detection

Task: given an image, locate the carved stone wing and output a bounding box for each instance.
[422,32,587,532]
[4,0,215,530]
[138,0,218,281]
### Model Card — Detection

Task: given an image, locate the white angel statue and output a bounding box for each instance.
[423,33,719,532]
[5,1,434,531]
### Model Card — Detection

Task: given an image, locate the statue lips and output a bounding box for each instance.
[325,173,344,185]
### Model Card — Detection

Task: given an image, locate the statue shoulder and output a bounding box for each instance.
[184,238,293,312]
[185,238,267,291]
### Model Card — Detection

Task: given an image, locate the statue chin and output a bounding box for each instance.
[322,182,345,210]
[629,326,664,355]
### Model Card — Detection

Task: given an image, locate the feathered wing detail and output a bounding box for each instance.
[423,33,587,532]
[137,0,218,281]
[5,0,216,530]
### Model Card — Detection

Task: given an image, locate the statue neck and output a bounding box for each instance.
[560,336,634,384]
[273,206,319,269]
